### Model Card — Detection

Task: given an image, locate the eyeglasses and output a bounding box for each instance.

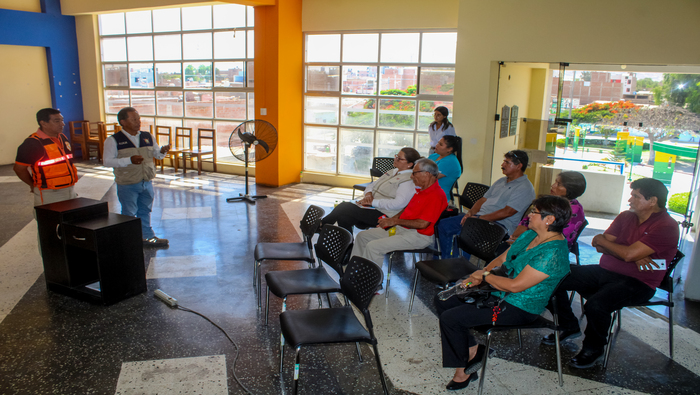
[412,170,428,175]
[507,151,519,159]
[394,154,407,161]
[529,209,542,215]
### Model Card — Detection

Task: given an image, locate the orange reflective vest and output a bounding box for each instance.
[30,133,79,190]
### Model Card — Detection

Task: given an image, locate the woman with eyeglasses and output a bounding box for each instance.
[506,171,587,247]
[429,106,456,155]
[321,147,421,233]
[428,135,462,199]
[436,195,571,390]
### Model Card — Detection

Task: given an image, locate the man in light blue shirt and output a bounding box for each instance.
[435,150,535,258]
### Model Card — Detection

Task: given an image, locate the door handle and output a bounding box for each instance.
[55,224,61,240]
[72,236,86,241]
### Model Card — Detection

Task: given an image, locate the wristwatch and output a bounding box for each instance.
[482,271,491,280]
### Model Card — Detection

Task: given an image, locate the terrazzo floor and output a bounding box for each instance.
[0,161,699,394]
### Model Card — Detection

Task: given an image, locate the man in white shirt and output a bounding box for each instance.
[103,107,170,247]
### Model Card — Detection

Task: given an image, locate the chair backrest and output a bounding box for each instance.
[371,157,395,180]
[568,219,589,260]
[459,182,490,210]
[197,128,216,151]
[314,225,354,276]
[300,205,325,247]
[340,256,384,321]
[458,217,508,262]
[153,125,173,146]
[659,250,684,293]
[175,127,193,150]
[86,122,101,142]
[68,120,88,143]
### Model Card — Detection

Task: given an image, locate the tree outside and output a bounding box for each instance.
[609,105,700,164]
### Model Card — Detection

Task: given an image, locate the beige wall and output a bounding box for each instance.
[489,63,532,184]
[0,0,40,12]
[75,14,103,123]
[302,0,458,31]
[0,45,52,165]
[453,0,700,186]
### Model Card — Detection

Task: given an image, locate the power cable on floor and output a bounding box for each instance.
[154,289,254,395]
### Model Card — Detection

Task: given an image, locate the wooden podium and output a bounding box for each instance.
[35,198,147,305]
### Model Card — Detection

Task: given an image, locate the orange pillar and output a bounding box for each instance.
[254,0,303,187]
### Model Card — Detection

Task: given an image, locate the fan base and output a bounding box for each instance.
[226,194,268,204]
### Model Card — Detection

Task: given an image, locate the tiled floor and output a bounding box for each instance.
[0,161,699,394]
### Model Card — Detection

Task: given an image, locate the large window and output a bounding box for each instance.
[99,5,255,164]
[304,31,457,176]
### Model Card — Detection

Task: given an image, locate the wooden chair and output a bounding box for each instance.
[98,123,121,160]
[82,122,103,161]
[182,128,217,175]
[173,127,194,175]
[68,120,89,159]
[152,125,174,172]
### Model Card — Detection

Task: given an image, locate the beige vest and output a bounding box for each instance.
[113,133,156,185]
[371,170,413,216]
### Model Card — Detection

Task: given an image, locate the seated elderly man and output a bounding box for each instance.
[351,158,447,270]
[544,178,679,369]
[436,150,535,258]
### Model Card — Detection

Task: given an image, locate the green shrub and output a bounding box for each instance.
[668,192,689,214]
[556,138,566,148]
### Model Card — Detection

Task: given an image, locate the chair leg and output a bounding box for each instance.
[253,260,258,287]
[385,253,393,299]
[478,331,495,395]
[355,342,363,362]
[257,263,263,310]
[293,346,302,395]
[371,343,390,395]
[279,336,285,373]
[408,270,420,313]
[265,287,271,326]
[278,299,288,372]
[554,313,563,386]
[517,329,522,348]
[669,304,674,359]
[317,293,323,308]
[603,310,619,369]
[325,293,332,308]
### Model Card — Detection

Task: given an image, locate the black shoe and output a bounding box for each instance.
[463,344,496,375]
[569,348,604,369]
[446,372,478,391]
[541,329,582,345]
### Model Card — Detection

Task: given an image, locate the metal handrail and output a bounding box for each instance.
[548,156,625,175]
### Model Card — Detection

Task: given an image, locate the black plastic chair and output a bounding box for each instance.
[265,225,354,325]
[385,245,439,298]
[603,250,684,367]
[569,219,589,266]
[476,292,566,395]
[279,256,389,395]
[352,157,395,199]
[408,218,507,313]
[253,205,325,309]
[453,182,490,213]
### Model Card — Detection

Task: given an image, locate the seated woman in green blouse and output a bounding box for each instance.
[435,195,571,391]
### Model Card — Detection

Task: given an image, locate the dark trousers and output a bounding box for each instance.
[551,265,656,352]
[321,202,384,233]
[436,295,537,368]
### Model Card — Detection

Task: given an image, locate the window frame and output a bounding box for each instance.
[303,30,457,177]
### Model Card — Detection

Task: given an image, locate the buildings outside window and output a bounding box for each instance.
[99,5,254,164]
[304,31,457,176]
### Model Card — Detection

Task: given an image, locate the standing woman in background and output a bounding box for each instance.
[428,106,456,155]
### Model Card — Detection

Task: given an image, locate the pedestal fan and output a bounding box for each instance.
[226,119,278,204]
